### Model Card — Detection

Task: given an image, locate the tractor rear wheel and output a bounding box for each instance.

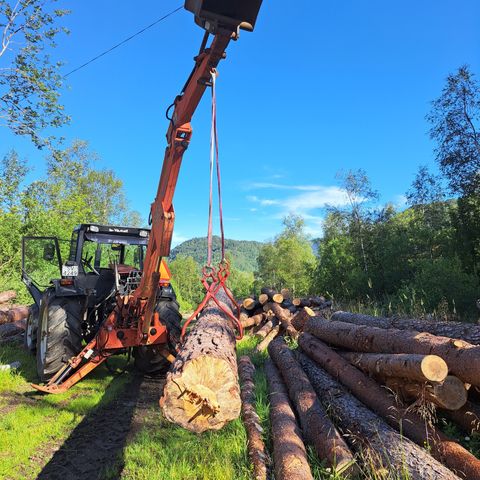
[24,303,39,353]
[134,298,182,375]
[36,293,84,382]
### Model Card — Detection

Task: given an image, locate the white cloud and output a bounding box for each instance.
[392,194,408,209]
[171,232,188,247]
[250,182,327,192]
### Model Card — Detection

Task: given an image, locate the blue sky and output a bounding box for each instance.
[1,0,479,245]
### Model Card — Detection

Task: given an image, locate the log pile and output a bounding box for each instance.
[0,291,28,341]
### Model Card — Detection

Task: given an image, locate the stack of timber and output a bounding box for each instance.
[0,291,29,341]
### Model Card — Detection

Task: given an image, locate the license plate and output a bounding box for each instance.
[62,265,79,277]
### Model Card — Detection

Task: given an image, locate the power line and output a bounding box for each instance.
[64,5,183,78]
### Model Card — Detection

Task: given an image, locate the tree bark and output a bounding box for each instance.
[6,306,30,323]
[298,333,480,479]
[291,307,315,331]
[260,287,283,304]
[296,351,461,480]
[340,352,448,383]
[305,316,480,388]
[254,316,279,340]
[238,356,267,480]
[255,324,281,353]
[385,376,468,411]
[268,337,357,476]
[269,303,299,339]
[265,359,313,480]
[0,290,16,304]
[332,311,480,346]
[160,289,241,433]
[445,400,480,435]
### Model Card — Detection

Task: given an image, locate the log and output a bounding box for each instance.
[0,290,16,304]
[305,316,480,388]
[6,306,30,323]
[280,288,291,300]
[254,316,279,340]
[255,324,281,353]
[243,297,259,311]
[332,311,480,346]
[445,401,480,435]
[385,376,468,411]
[341,352,448,383]
[160,289,241,433]
[291,307,315,331]
[260,287,283,304]
[258,293,269,305]
[238,356,267,480]
[265,359,313,480]
[268,337,357,475]
[268,303,299,339]
[240,312,264,329]
[0,319,26,338]
[296,352,461,480]
[298,333,480,479]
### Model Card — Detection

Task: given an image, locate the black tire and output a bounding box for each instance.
[36,294,84,382]
[24,303,39,353]
[133,298,181,375]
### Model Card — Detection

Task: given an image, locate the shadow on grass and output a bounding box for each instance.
[36,374,143,480]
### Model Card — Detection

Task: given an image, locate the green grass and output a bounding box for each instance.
[0,343,132,480]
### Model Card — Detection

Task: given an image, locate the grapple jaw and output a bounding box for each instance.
[184,0,263,33]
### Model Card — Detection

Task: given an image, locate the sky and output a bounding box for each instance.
[1,0,479,245]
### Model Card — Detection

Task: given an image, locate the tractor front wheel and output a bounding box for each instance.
[24,303,39,353]
[133,298,181,375]
[36,294,84,382]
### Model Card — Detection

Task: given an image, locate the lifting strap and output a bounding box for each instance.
[180,69,242,342]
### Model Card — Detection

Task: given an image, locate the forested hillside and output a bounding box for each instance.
[170,236,263,272]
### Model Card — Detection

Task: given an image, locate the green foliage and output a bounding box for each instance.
[0,0,70,147]
[256,214,316,296]
[170,236,263,272]
[168,255,203,312]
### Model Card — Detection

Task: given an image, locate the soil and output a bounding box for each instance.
[36,373,166,480]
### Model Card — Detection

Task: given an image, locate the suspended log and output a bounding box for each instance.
[445,401,480,435]
[268,303,299,339]
[240,312,264,329]
[291,307,315,331]
[385,376,468,411]
[260,287,283,304]
[255,324,281,353]
[160,289,241,433]
[341,352,448,383]
[305,316,480,388]
[268,337,357,476]
[258,294,269,305]
[238,356,267,480]
[332,311,480,346]
[298,333,480,479]
[265,359,313,480]
[0,290,16,304]
[296,352,461,480]
[243,297,259,311]
[254,316,279,340]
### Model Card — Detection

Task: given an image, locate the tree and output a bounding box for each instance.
[256,214,315,296]
[169,255,203,311]
[0,0,70,147]
[427,65,480,196]
[0,149,28,211]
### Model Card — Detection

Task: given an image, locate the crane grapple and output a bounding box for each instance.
[185,0,262,32]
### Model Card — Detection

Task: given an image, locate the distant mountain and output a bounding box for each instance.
[169,236,263,272]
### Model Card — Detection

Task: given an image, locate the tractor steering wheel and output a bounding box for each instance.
[83,255,100,275]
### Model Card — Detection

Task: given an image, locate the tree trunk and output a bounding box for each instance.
[298,333,480,479]
[444,400,480,435]
[258,293,269,305]
[255,325,281,353]
[243,297,259,311]
[254,316,279,340]
[305,316,480,388]
[160,289,241,433]
[291,307,315,331]
[332,311,480,346]
[385,376,468,411]
[265,359,313,480]
[268,337,357,476]
[340,352,448,383]
[240,312,264,329]
[269,303,299,339]
[6,306,30,323]
[260,287,283,304]
[238,356,267,480]
[0,290,16,304]
[296,352,461,480]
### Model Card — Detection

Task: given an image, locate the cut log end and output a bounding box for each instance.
[420,355,449,382]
